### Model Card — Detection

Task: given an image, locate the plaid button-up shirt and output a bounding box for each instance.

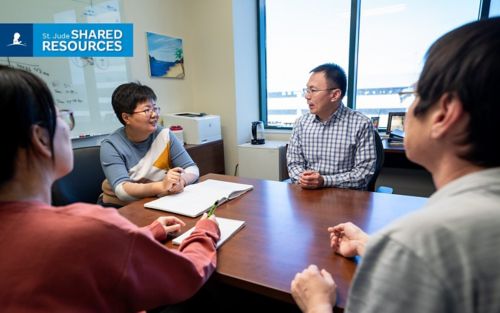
[287,104,376,190]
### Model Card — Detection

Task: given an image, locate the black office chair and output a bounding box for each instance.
[367,131,393,193]
[52,146,105,206]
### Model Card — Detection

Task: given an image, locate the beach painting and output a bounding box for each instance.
[146,32,185,78]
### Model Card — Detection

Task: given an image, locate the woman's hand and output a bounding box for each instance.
[156,216,186,235]
[157,167,184,196]
[198,212,218,225]
[168,177,186,194]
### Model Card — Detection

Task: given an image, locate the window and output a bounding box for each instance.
[261,0,351,128]
[490,0,500,17]
[260,0,485,130]
[356,0,480,128]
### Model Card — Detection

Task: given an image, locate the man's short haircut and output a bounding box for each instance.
[111,82,157,125]
[416,17,500,167]
[310,63,347,99]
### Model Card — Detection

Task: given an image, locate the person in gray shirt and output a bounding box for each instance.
[291,17,500,313]
[100,83,199,207]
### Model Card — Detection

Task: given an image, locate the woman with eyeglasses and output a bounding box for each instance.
[0,65,220,311]
[99,82,200,207]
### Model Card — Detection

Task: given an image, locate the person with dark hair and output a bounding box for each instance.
[287,63,376,190]
[100,82,200,207]
[0,65,220,311]
[291,17,500,313]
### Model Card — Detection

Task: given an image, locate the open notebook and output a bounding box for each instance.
[172,217,245,248]
[144,179,253,217]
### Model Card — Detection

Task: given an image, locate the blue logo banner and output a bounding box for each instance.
[0,23,133,57]
[0,24,33,56]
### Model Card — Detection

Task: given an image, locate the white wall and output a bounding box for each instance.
[265,130,291,142]
[70,0,277,171]
[185,0,239,174]
[122,0,262,174]
[232,0,260,147]
[123,0,195,114]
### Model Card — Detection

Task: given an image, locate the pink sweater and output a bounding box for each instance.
[0,201,220,312]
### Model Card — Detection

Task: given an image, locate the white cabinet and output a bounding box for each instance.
[238,141,288,181]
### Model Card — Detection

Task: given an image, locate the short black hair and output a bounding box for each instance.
[0,65,57,185]
[310,63,347,99]
[415,17,500,167]
[111,82,157,125]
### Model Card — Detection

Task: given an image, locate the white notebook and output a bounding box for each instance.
[172,217,246,248]
[144,179,253,217]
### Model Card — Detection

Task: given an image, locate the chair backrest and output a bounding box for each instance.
[52,146,105,206]
[367,131,384,192]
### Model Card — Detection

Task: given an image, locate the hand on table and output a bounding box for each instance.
[299,170,324,189]
[291,264,337,313]
[168,177,186,194]
[156,216,186,235]
[328,222,369,257]
[158,167,184,196]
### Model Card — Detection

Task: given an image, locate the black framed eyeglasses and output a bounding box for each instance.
[132,106,161,117]
[59,109,75,130]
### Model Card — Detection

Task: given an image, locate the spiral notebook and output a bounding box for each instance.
[172,217,246,248]
[144,179,253,217]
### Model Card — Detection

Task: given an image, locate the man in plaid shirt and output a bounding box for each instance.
[287,63,376,190]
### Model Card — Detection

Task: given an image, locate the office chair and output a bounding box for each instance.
[282,143,292,183]
[368,131,393,193]
[52,146,105,206]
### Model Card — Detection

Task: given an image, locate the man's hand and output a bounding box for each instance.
[291,264,337,313]
[299,170,324,189]
[328,222,369,257]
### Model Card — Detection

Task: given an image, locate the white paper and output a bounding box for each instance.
[144,179,253,217]
[172,217,246,248]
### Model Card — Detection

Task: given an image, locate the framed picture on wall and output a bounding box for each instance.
[146,32,185,79]
[386,112,406,134]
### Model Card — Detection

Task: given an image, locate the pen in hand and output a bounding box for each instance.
[207,201,218,217]
[207,197,227,217]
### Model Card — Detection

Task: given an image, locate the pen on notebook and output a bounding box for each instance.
[207,201,218,217]
[207,197,227,217]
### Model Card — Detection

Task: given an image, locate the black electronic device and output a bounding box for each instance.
[388,129,405,142]
[390,129,405,138]
[251,121,265,145]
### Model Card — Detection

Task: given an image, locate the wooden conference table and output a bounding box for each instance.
[119,174,427,310]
